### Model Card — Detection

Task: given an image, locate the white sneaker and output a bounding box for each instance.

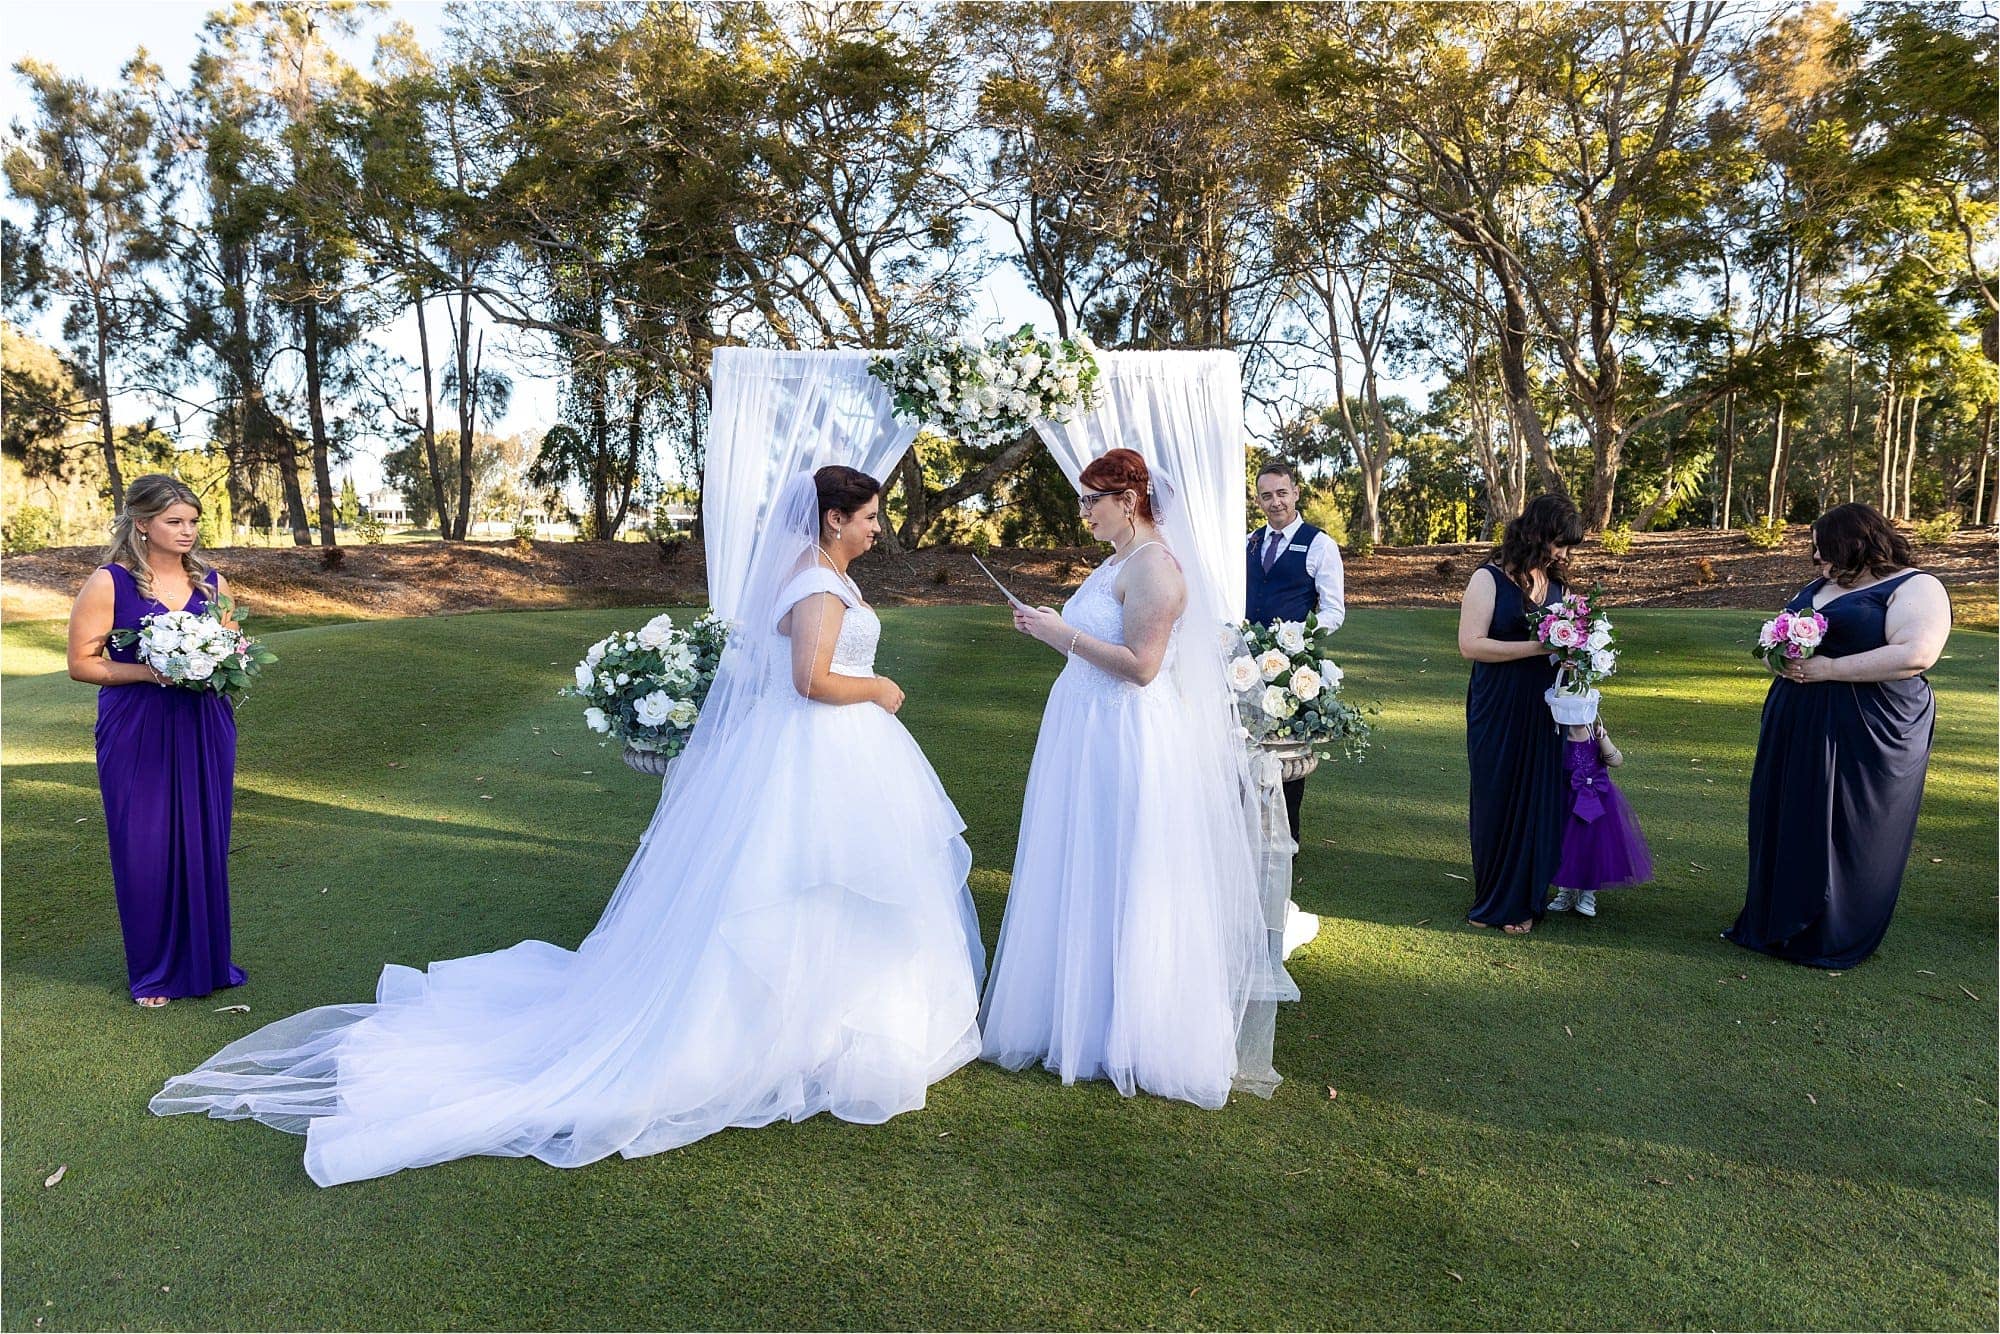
[1548,887,1577,913]
[1577,891,1599,918]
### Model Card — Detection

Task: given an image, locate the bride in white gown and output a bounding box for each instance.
[151,467,986,1186]
[979,448,1288,1108]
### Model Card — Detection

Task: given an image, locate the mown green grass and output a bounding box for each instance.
[3,607,1994,1331]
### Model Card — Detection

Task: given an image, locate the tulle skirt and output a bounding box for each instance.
[1553,741,1654,893]
[979,661,1263,1109]
[150,695,986,1186]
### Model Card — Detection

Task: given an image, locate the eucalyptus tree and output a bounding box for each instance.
[3,56,166,509]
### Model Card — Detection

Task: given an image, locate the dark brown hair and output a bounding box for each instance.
[813,465,879,532]
[1079,448,1155,523]
[1812,502,1913,587]
[1496,493,1585,593]
[1256,460,1301,488]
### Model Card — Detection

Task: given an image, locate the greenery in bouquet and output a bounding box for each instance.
[1227,612,1371,761]
[561,611,730,760]
[868,324,1101,451]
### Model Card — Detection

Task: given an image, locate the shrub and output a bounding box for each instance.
[1599,522,1635,556]
[1300,493,1349,546]
[1742,514,1787,550]
[968,528,994,557]
[2,505,60,554]
[356,514,387,544]
[1348,529,1376,559]
[1913,512,1963,545]
[931,565,951,587]
[2,506,60,554]
[319,546,347,572]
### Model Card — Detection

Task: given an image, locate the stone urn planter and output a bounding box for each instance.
[1257,738,1321,784]
[621,747,673,777]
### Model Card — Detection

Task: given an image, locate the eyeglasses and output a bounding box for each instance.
[1078,489,1120,513]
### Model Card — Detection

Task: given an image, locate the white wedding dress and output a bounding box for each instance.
[152,543,986,1185]
[979,544,1277,1108]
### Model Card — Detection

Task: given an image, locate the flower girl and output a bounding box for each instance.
[1547,719,1653,917]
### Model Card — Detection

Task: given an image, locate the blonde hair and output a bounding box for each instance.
[103,474,215,604]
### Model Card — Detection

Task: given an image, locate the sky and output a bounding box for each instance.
[0,2,1291,502]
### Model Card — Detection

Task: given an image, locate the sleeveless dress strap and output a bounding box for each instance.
[1115,540,1164,565]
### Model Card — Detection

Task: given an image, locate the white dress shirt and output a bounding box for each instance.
[1255,516,1346,631]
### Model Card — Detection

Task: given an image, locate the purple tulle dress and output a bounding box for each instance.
[97,562,247,1000]
[1553,740,1653,893]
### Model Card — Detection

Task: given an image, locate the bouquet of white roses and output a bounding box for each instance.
[1754,607,1828,667]
[1530,587,1618,723]
[1227,613,1371,761]
[109,597,276,698]
[868,324,1102,452]
[561,611,729,760]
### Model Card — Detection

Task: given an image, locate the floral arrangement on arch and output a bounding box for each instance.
[1226,612,1371,761]
[561,611,730,760]
[868,324,1102,451]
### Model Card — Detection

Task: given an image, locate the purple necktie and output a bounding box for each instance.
[1262,529,1284,573]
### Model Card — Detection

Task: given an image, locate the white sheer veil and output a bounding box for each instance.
[588,471,823,940]
[1150,465,1295,1097]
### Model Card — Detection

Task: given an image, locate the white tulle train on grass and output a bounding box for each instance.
[152,498,987,1186]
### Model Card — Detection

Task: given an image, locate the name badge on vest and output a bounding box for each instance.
[1288,543,1311,553]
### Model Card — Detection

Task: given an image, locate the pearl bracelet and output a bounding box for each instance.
[1066,628,1082,657]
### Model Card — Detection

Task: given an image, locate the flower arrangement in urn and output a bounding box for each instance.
[1227,612,1371,769]
[561,611,729,774]
[868,324,1102,452]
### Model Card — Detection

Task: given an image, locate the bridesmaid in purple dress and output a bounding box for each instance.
[66,475,246,1008]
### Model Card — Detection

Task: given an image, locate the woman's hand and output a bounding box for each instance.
[1012,604,1069,650]
[872,676,906,714]
[1780,654,1835,684]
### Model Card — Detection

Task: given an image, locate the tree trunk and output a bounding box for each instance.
[1841,358,1859,505]
[1879,379,1899,513]
[890,450,929,551]
[301,295,338,546]
[92,300,126,512]
[452,289,478,541]
[1718,392,1737,529]
[1973,403,1993,525]
[1493,276,1564,497]
[225,272,310,545]
[413,295,453,539]
[1764,399,1791,521]
[1583,401,1621,531]
[1900,392,1921,521]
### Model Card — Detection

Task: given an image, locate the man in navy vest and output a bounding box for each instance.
[1246,461,1346,845]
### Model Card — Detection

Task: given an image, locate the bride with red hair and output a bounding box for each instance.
[979,448,1274,1108]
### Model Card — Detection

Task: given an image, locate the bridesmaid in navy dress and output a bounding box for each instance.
[1727,504,1951,968]
[1455,495,1584,933]
[66,475,246,1007]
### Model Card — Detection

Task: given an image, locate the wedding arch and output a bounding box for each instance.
[698,344,1298,1090]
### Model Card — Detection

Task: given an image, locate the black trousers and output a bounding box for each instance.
[1283,774,1306,846]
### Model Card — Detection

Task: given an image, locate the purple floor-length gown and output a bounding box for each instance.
[96,562,246,1000]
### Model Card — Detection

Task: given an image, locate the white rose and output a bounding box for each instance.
[585,640,608,668]
[1257,648,1291,682]
[574,662,595,691]
[1289,666,1323,701]
[1017,352,1043,379]
[1260,685,1296,719]
[1275,621,1307,654]
[667,699,698,728]
[1319,659,1343,690]
[636,614,674,650]
[1226,655,1261,692]
[614,672,630,687]
[1590,647,1617,676]
[1586,626,1612,651]
[583,706,610,734]
[633,690,672,727]
[183,654,218,681]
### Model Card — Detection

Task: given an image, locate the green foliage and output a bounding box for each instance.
[1743,514,1788,549]
[1599,522,1635,556]
[1,504,59,553]
[338,476,361,528]
[380,439,436,528]
[355,513,386,544]
[1914,512,1963,545]
[1298,491,1350,547]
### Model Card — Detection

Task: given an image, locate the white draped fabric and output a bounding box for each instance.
[702,348,916,620]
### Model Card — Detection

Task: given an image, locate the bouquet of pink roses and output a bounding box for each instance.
[1755,607,1828,667]
[1529,587,1618,724]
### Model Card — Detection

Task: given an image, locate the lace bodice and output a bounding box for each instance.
[775,567,878,680]
[1057,552,1180,703]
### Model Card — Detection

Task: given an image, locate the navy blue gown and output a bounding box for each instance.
[1727,572,1936,968]
[1465,563,1567,928]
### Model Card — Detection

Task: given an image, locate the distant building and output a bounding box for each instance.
[363,489,410,525]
